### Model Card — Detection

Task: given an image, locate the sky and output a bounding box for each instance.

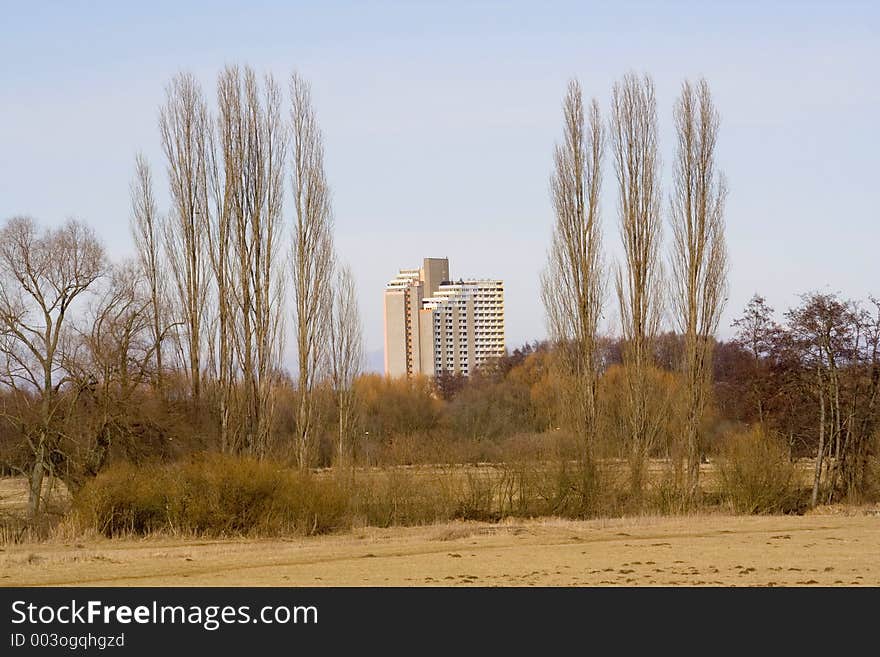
[2,1,878,371]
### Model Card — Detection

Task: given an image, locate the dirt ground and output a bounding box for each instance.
[2,511,878,587]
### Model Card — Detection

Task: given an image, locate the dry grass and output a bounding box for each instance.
[0,462,868,586]
[0,457,821,545]
[2,510,878,587]
[1,459,873,587]
[0,476,69,512]
[0,476,70,543]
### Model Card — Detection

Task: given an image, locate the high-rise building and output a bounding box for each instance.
[383,257,504,378]
[424,279,505,377]
[383,268,424,378]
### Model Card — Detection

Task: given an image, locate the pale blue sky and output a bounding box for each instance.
[2,1,878,369]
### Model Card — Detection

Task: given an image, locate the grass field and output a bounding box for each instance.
[3,510,878,586]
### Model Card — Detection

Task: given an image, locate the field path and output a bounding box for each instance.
[2,513,878,586]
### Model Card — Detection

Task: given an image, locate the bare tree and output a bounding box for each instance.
[669,78,729,499]
[732,294,780,425]
[541,79,605,462]
[130,153,169,391]
[290,72,335,469]
[787,293,857,506]
[61,260,156,488]
[209,65,287,456]
[206,71,236,452]
[242,68,286,458]
[0,217,105,518]
[849,298,880,499]
[610,72,664,497]
[77,261,155,398]
[329,263,364,470]
[160,72,210,401]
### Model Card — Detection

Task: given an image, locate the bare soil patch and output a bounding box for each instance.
[3,512,878,587]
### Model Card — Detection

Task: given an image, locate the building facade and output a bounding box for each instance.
[384,257,504,378]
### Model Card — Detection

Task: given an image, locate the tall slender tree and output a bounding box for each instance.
[610,72,664,497]
[290,72,335,469]
[669,78,729,499]
[329,263,364,470]
[206,69,236,452]
[129,153,168,392]
[160,72,211,401]
[541,79,605,462]
[209,65,287,456]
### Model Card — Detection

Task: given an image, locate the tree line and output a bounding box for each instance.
[542,74,727,503]
[1,68,877,524]
[0,66,363,518]
[721,293,880,506]
[539,72,876,507]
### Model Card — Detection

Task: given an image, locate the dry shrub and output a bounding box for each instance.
[861,435,880,502]
[73,455,348,537]
[648,468,689,515]
[348,469,459,527]
[454,469,500,521]
[597,364,687,502]
[72,443,746,541]
[496,458,625,519]
[76,461,166,535]
[718,427,798,514]
[364,430,515,467]
[538,459,607,517]
[0,514,34,545]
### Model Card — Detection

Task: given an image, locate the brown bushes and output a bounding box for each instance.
[73,455,349,537]
[73,457,469,537]
[718,427,800,514]
[61,426,831,540]
[858,434,880,503]
[72,453,636,538]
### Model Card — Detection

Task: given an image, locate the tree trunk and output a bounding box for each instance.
[28,455,45,519]
[811,368,825,508]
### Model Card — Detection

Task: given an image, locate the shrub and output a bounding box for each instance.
[349,469,458,527]
[857,434,880,503]
[649,471,689,515]
[73,455,348,537]
[718,427,798,514]
[76,444,755,541]
[73,462,166,536]
[455,469,501,521]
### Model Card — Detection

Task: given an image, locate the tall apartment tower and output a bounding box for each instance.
[384,257,505,378]
[423,279,505,377]
[383,258,449,378]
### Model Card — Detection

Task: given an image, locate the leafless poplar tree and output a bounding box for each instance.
[329,263,364,470]
[669,78,729,499]
[209,65,287,456]
[206,72,235,452]
[541,79,605,462]
[290,72,335,469]
[130,153,169,391]
[160,72,210,401]
[0,217,105,518]
[610,72,664,496]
